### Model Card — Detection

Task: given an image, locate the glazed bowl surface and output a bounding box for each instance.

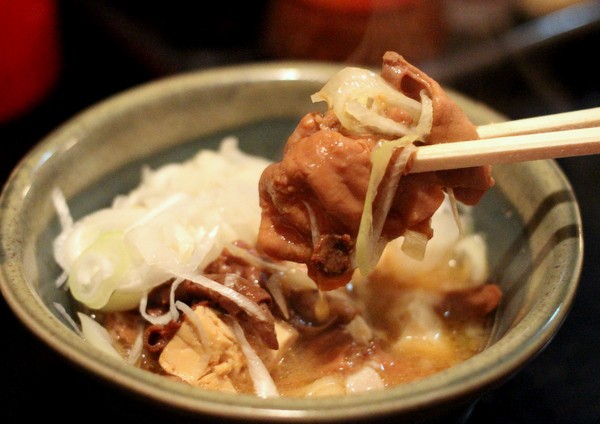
[0,62,582,423]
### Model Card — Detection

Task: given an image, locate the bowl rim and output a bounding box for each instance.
[0,60,584,422]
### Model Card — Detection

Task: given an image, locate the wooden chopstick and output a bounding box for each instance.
[476,107,600,138]
[408,107,600,174]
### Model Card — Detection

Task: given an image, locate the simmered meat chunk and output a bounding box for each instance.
[257,52,494,290]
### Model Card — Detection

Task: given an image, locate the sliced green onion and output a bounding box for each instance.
[356,136,419,276]
[68,231,131,309]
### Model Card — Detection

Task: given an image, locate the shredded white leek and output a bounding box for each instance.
[265,274,290,320]
[355,136,419,276]
[127,329,144,365]
[178,271,270,324]
[54,271,68,289]
[311,67,423,136]
[225,243,288,274]
[169,278,184,322]
[77,312,122,360]
[139,292,171,326]
[372,142,418,240]
[51,187,73,231]
[302,201,320,247]
[138,277,184,326]
[176,301,211,348]
[415,90,434,137]
[52,138,270,312]
[446,188,463,236]
[232,320,279,398]
[53,302,82,336]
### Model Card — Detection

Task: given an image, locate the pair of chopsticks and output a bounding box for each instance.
[409,107,600,173]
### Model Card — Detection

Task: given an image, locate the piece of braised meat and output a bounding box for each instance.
[257,51,494,291]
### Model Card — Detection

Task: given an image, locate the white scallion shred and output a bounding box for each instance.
[446,187,463,236]
[311,67,423,136]
[139,277,184,326]
[232,320,279,398]
[415,90,434,136]
[53,302,82,336]
[179,270,270,323]
[356,136,419,276]
[302,201,320,247]
[265,274,290,320]
[139,292,172,326]
[55,271,68,289]
[127,329,144,365]
[51,187,73,231]
[225,243,288,274]
[168,278,184,322]
[372,142,418,240]
[175,301,211,348]
[77,312,122,360]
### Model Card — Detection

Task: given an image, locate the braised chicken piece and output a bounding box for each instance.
[257,51,494,290]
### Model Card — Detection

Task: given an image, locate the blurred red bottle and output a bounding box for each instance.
[0,0,61,122]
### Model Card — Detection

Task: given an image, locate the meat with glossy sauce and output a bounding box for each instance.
[257,51,494,291]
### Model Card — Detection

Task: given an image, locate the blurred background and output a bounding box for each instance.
[1,0,599,422]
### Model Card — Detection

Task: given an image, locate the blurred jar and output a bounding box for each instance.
[516,0,587,17]
[443,0,515,39]
[262,0,446,66]
[0,0,61,123]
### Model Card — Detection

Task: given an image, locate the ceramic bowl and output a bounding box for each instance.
[0,62,583,423]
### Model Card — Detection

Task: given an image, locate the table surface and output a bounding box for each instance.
[2,2,599,422]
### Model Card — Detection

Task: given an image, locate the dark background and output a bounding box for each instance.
[1,1,600,422]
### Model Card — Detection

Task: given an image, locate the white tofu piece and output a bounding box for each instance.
[159,305,245,392]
